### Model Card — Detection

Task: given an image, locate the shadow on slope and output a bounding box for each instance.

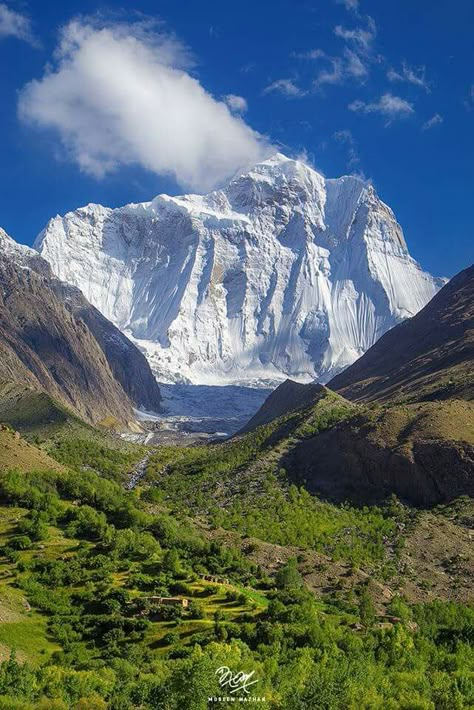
[282,399,474,507]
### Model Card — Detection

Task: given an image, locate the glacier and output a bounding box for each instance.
[35,153,444,387]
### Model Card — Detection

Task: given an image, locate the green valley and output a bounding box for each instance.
[0,385,471,708]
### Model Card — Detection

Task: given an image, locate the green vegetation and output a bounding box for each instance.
[292,394,355,438]
[0,381,145,482]
[0,382,73,439]
[0,469,471,710]
[143,393,397,565]
[0,389,471,708]
[211,482,399,564]
[47,437,146,481]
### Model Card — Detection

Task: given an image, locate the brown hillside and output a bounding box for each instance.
[329,264,473,403]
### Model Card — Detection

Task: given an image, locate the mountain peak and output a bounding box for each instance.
[237,151,320,182]
[35,162,443,387]
[0,227,23,254]
[258,151,293,166]
[0,227,41,268]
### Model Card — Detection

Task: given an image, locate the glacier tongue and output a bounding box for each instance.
[35,153,444,386]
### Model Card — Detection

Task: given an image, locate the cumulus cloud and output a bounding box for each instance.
[18,18,270,191]
[422,113,443,130]
[263,78,306,98]
[349,93,414,121]
[224,94,248,113]
[387,62,430,92]
[0,3,38,45]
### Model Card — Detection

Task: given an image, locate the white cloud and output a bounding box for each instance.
[333,129,361,170]
[18,18,270,191]
[463,83,474,111]
[224,94,248,113]
[349,93,414,120]
[294,48,326,60]
[295,15,373,91]
[387,62,430,92]
[343,49,368,78]
[263,78,306,97]
[0,3,37,45]
[310,16,374,87]
[314,58,344,87]
[334,17,376,53]
[311,49,367,87]
[335,0,359,10]
[422,113,443,130]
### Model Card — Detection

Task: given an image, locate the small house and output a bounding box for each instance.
[141,596,189,609]
[159,596,189,608]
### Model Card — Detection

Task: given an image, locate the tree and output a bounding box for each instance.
[359,587,376,628]
[188,602,204,619]
[275,558,303,590]
[163,549,181,575]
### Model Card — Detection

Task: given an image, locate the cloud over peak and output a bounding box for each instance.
[18,18,270,191]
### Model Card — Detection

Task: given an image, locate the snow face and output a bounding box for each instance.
[35,153,444,386]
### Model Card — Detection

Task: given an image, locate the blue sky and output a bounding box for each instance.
[0,0,472,277]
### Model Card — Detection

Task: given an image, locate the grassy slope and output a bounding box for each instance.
[0,382,71,437]
[0,507,61,663]
[0,499,265,665]
[143,391,400,563]
[284,398,474,506]
[0,427,65,474]
[0,381,129,443]
[0,382,146,486]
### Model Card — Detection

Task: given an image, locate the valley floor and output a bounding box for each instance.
[132,382,272,443]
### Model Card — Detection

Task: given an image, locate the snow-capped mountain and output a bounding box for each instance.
[35,153,444,386]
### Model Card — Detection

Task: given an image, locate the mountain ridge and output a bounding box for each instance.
[237,263,473,505]
[0,228,161,426]
[329,264,474,403]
